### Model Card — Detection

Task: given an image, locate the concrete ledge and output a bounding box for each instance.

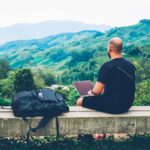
[0,106,150,136]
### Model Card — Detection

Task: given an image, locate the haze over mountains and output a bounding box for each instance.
[0,20,111,44]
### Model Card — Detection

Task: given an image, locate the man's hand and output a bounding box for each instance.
[87,82,105,96]
[87,90,94,96]
[92,82,105,95]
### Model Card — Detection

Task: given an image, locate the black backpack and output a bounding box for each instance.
[12,87,69,141]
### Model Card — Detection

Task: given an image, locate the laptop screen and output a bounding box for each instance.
[73,80,94,96]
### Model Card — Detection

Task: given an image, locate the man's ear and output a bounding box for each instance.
[108,44,111,52]
[109,46,112,53]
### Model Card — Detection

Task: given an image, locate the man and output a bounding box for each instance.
[76,37,136,114]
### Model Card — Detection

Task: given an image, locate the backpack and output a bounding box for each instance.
[12,87,69,141]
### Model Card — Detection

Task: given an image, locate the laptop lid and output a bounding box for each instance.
[73,80,94,97]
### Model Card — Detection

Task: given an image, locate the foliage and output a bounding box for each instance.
[0,97,11,106]
[140,19,150,24]
[45,49,68,62]
[31,68,56,89]
[133,58,150,83]
[130,56,150,105]
[67,87,80,105]
[56,86,80,106]
[0,133,150,150]
[0,59,11,79]
[134,79,150,106]
[13,69,37,93]
[124,45,142,56]
[0,66,58,104]
[68,49,94,65]
[0,71,16,98]
[61,59,99,84]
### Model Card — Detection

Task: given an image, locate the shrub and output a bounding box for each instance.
[0,59,11,79]
[0,133,150,150]
[13,69,36,93]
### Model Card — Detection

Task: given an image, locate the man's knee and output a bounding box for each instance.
[76,97,83,106]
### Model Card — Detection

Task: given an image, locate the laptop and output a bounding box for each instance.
[73,80,94,97]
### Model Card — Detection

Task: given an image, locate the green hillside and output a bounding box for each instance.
[0,30,104,69]
[0,19,149,71]
[102,19,150,46]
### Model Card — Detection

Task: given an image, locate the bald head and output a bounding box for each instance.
[108,37,123,53]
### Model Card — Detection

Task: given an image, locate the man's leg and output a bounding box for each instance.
[76,95,101,109]
[76,95,102,110]
[77,95,116,113]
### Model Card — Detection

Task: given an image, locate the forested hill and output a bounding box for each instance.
[0,19,149,69]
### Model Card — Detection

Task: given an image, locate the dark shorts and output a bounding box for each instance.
[82,95,130,114]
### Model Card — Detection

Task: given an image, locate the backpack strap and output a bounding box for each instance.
[116,66,134,80]
[23,116,60,142]
[56,117,60,141]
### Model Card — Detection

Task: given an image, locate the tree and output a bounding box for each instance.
[0,71,16,98]
[134,79,150,106]
[124,45,142,56]
[139,19,150,24]
[0,59,11,79]
[13,69,36,93]
[43,72,56,86]
[31,68,56,88]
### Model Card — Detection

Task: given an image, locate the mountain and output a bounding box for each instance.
[0,30,104,69]
[0,20,111,44]
[0,19,149,70]
[99,19,150,46]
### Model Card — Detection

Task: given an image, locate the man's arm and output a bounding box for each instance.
[88,82,105,96]
[93,81,105,95]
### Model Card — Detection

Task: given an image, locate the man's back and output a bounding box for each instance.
[97,58,136,107]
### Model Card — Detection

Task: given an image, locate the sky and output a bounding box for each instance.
[0,0,150,27]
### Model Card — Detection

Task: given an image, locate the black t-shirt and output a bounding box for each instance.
[97,58,136,106]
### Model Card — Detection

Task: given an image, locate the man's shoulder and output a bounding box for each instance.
[121,58,136,70]
[100,58,136,71]
[100,60,113,70]
[101,60,114,68]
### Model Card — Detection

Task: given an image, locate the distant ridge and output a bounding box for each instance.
[0,20,111,44]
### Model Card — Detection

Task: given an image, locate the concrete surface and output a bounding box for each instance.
[0,106,150,137]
